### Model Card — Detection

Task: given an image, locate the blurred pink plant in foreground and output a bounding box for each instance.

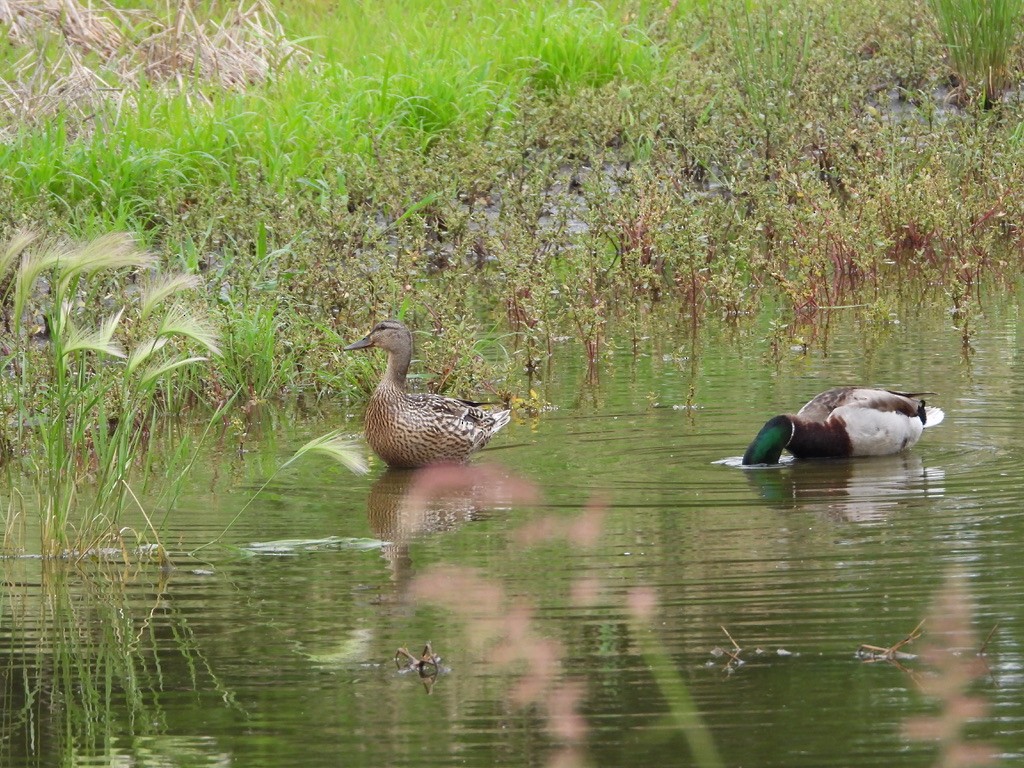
[406,464,602,768]
[903,569,996,768]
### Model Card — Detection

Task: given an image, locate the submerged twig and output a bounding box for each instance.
[856,619,925,662]
[395,642,444,694]
[710,626,745,672]
[978,622,999,656]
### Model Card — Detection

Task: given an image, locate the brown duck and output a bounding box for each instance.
[344,319,511,468]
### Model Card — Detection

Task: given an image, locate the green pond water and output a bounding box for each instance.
[3,297,1024,767]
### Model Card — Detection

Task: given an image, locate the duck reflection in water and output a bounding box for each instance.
[367,464,539,584]
[744,452,945,523]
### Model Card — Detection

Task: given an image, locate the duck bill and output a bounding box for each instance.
[344,336,373,351]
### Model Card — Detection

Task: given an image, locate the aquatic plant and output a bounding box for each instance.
[0,558,227,765]
[0,231,220,556]
[927,0,1023,105]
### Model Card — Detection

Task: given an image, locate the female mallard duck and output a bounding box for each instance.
[742,387,944,465]
[344,319,511,469]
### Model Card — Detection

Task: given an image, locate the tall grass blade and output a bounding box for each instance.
[928,0,1024,103]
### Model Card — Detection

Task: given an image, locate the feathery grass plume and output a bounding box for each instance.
[156,304,221,356]
[138,356,209,389]
[13,242,67,334]
[928,0,1024,105]
[0,230,38,290]
[406,483,612,768]
[139,273,201,321]
[196,428,367,552]
[126,337,169,375]
[61,307,126,359]
[284,429,368,476]
[0,230,225,557]
[56,232,154,297]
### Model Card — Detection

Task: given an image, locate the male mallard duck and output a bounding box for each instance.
[344,319,511,469]
[742,387,944,465]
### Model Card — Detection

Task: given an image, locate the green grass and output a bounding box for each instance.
[0,0,663,226]
[927,0,1024,105]
[217,299,297,400]
[728,0,812,154]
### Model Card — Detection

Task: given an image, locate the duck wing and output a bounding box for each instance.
[798,387,923,423]
[406,393,510,432]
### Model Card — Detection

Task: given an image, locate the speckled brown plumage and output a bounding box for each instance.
[345,320,511,469]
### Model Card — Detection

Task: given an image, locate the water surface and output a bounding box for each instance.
[3,300,1024,767]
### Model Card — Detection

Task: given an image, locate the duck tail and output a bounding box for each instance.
[922,406,945,428]
[490,409,512,434]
